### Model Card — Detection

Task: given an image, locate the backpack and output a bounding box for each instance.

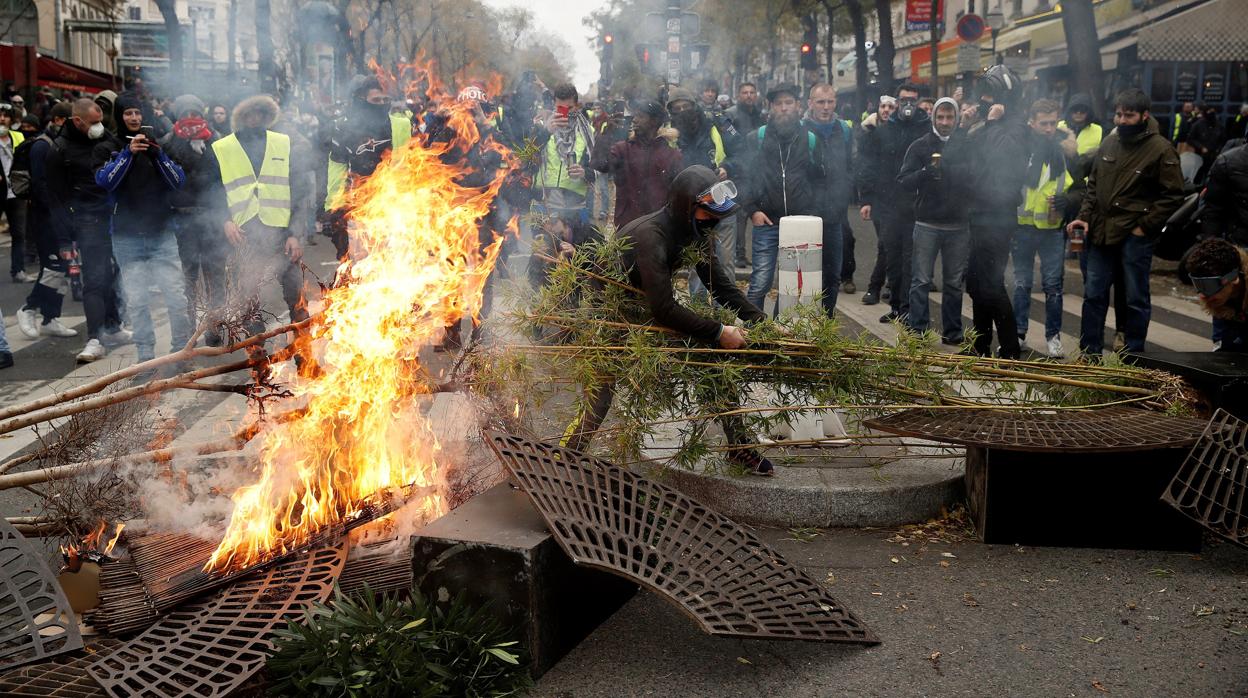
[757,125,817,155]
[9,134,52,199]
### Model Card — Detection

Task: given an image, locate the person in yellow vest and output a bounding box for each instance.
[533,82,595,222]
[1011,99,1075,358]
[207,95,312,342]
[323,75,412,260]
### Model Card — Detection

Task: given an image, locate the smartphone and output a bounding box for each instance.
[139,125,156,139]
[555,105,570,118]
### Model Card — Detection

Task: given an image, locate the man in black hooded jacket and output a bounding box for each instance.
[561,165,775,476]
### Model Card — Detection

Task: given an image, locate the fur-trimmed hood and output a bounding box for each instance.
[231,95,280,132]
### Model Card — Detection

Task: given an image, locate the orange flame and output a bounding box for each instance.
[206,65,511,572]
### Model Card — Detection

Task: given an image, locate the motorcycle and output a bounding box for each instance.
[1154,187,1206,285]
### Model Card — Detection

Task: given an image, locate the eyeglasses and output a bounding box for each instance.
[696,180,738,215]
[1191,269,1239,297]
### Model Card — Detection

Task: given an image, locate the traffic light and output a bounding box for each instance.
[603,33,614,61]
[636,44,652,72]
[800,26,818,70]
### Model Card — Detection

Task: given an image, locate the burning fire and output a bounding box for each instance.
[205,68,510,572]
[62,520,125,565]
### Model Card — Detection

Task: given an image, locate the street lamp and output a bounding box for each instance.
[986,7,1005,64]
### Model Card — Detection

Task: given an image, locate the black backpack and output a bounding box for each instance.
[9,133,52,199]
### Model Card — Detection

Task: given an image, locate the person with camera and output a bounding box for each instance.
[93,92,190,364]
[532,83,595,223]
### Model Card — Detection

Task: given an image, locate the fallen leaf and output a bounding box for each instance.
[962,593,979,607]
[1081,636,1105,644]
[1126,601,1137,611]
[1092,679,1109,693]
[1197,662,1206,669]
[736,657,752,665]
[825,573,837,585]
[939,560,951,568]
[890,557,900,564]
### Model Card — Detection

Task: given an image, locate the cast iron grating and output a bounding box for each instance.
[864,406,1207,453]
[484,431,879,645]
[0,639,120,697]
[1163,409,1248,548]
[0,518,83,670]
[87,542,346,698]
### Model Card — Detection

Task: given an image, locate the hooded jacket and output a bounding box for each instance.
[592,130,683,228]
[1077,116,1185,245]
[1202,143,1248,246]
[619,165,766,343]
[896,99,972,227]
[733,120,826,222]
[93,91,186,233]
[855,108,930,218]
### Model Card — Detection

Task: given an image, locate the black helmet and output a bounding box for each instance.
[980,64,1022,105]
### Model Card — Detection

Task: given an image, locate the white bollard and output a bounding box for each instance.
[776,215,823,316]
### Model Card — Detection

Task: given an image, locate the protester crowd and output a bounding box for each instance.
[2,64,1247,373]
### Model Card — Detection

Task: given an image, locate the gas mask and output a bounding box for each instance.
[896,100,918,122]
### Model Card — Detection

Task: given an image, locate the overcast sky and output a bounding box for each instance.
[483,0,608,92]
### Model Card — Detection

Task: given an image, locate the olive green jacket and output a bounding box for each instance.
[1077,116,1185,246]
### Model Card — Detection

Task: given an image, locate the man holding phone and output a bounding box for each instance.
[93,92,190,365]
[533,83,594,222]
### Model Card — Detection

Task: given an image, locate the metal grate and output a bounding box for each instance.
[485,431,879,645]
[0,519,83,670]
[0,640,120,697]
[864,407,1207,453]
[88,543,346,698]
[1163,409,1248,548]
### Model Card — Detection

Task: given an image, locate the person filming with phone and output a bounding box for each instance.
[533,83,595,223]
[92,91,191,365]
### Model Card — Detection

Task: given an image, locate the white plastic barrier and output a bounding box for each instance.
[776,215,823,316]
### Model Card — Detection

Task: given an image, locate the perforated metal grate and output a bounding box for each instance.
[0,518,83,670]
[485,431,879,644]
[864,407,1207,453]
[0,640,119,697]
[87,543,346,698]
[1163,409,1248,548]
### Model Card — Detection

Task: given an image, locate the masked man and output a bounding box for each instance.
[562,166,775,476]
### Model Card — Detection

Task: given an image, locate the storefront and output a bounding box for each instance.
[0,43,118,94]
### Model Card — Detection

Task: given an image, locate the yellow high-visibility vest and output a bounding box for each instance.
[213,131,291,228]
[1017,162,1073,229]
[1059,121,1102,156]
[1171,113,1184,141]
[538,130,588,196]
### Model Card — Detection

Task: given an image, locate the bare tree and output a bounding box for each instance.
[154,0,183,86]
[257,0,278,93]
[873,0,895,95]
[227,0,238,79]
[843,0,869,107]
[1061,0,1105,116]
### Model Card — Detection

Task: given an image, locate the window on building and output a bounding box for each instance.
[1229,62,1246,105]
[128,6,141,21]
[1150,65,1173,103]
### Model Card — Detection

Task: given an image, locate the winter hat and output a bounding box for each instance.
[665,87,697,111]
[172,94,206,120]
[114,91,143,115]
[20,114,40,130]
[765,82,801,103]
[633,99,667,120]
[879,95,897,107]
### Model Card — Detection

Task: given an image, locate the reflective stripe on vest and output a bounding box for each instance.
[1017,162,1072,229]
[1171,113,1183,141]
[212,131,291,228]
[538,131,588,196]
[710,126,725,166]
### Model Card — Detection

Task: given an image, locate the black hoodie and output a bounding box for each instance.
[855,108,931,218]
[618,165,766,343]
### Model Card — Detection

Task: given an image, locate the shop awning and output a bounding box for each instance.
[0,44,117,93]
[1138,0,1248,62]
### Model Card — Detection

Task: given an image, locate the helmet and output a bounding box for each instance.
[980,64,1022,105]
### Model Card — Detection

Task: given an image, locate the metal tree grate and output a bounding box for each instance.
[0,639,120,697]
[864,407,1207,453]
[0,518,83,670]
[1163,409,1248,548]
[88,543,346,698]
[485,431,879,644]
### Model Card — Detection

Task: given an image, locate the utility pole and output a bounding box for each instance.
[929,0,940,92]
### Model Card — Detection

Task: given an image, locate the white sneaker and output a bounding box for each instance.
[1046,336,1065,359]
[76,338,106,363]
[16,307,38,339]
[12,270,37,283]
[100,328,133,346]
[41,318,78,338]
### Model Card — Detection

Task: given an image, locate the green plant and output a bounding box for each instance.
[267,585,531,697]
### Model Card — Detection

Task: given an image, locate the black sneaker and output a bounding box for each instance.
[879,311,905,323]
[881,288,891,302]
[861,291,879,305]
[841,280,856,294]
[728,448,775,477]
[941,336,964,346]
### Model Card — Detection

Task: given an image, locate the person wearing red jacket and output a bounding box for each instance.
[590,99,682,228]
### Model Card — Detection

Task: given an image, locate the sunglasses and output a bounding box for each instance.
[696,180,738,215]
[1191,269,1239,297]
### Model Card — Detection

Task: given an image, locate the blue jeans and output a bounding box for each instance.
[820,218,843,316]
[1011,225,1066,341]
[906,222,969,342]
[1080,235,1154,355]
[112,231,192,362]
[745,224,780,311]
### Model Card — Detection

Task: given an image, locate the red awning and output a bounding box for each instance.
[0,44,117,93]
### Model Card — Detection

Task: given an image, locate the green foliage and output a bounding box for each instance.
[267,586,531,698]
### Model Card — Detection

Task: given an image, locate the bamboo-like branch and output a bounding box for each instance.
[530,252,644,295]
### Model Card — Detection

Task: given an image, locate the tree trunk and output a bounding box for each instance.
[154,0,182,88]
[226,0,238,79]
[845,0,869,114]
[256,0,278,94]
[1061,0,1105,117]
[873,0,896,95]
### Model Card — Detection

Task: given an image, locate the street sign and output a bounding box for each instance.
[668,35,680,54]
[667,58,681,84]
[957,13,985,42]
[957,42,980,73]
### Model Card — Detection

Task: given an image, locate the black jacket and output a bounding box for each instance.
[804,118,854,217]
[967,110,1031,215]
[855,112,930,219]
[47,123,117,248]
[897,130,972,227]
[1203,144,1248,245]
[733,123,826,222]
[162,130,222,209]
[619,166,766,343]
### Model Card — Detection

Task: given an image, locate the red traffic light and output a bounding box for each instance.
[800,43,812,54]
[604,34,614,44]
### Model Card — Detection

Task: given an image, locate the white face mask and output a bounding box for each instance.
[87,122,105,139]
